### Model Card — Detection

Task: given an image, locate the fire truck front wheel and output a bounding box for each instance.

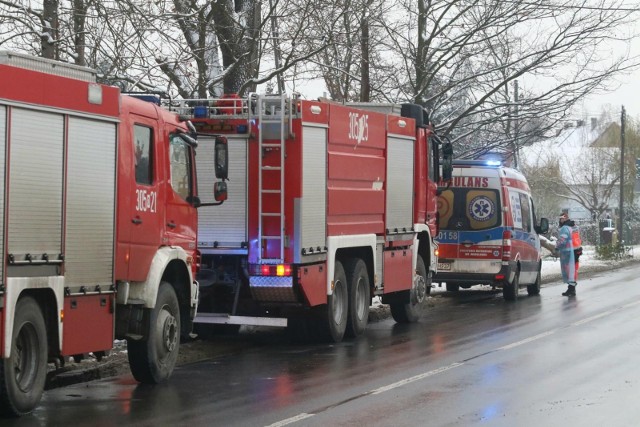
[127,281,180,384]
[390,255,429,323]
[0,296,48,416]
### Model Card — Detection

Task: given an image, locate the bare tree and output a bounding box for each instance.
[520,158,564,220]
[317,0,638,158]
[297,0,394,102]
[521,119,624,219]
[0,0,102,64]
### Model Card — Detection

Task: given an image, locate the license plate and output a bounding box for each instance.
[437,262,451,271]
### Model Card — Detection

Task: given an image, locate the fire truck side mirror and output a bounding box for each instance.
[215,136,229,180]
[214,181,228,202]
[442,142,454,181]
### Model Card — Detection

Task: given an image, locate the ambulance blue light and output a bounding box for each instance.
[193,106,208,118]
[485,160,501,166]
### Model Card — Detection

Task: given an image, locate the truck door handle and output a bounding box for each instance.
[167,222,177,229]
[132,217,143,225]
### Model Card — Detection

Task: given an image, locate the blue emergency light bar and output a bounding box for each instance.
[452,159,502,167]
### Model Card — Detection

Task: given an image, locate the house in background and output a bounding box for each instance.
[518,117,626,221]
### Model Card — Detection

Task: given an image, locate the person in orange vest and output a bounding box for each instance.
[556,213,581,296]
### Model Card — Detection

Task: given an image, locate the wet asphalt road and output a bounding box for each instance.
[7,264,640,427]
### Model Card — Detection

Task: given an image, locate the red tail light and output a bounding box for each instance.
[251,264,293,277]
[502,230,512,261]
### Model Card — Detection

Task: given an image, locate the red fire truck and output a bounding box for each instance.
[182,94,452,342]
[0,51,227,415]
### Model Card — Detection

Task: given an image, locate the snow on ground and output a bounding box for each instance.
[540,245,636,280]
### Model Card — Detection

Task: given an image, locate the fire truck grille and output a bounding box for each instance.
[249,276,297,302]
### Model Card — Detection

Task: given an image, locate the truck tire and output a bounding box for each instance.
[314,261,348,343]
[390,255,429,323]
[503,270,520,301]
[0,296,48,416]
[345,258,370,338]
[128,281,180,384]
[527,266,542,296]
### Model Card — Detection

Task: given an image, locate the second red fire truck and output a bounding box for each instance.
[183,94,453,342]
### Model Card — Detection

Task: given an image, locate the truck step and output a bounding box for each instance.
[193,313,287,327]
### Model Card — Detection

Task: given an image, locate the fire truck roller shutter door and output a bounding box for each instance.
[0,106,5,283]
[294,125,327,263]
[7,109,63,268]
[386,136,414,233]
[65,117,116,290]
[197,136,248,249]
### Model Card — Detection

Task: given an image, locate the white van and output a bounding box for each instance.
[434,160,549,300]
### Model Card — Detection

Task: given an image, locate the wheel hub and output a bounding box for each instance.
[356,278,367,321]
[158,309,178,353]
[411,275,427,305]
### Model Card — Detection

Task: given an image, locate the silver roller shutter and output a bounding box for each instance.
[386,136,414,233]
[8,109,64,260]
[197,136,248,249]
[65,117,116,287]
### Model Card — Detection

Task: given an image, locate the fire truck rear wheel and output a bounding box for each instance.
[345,258,371,338]
[315,261,348,343]
[390,255,429,323]
[0,296,47,416]
[503,270,520,301]
[127,281,180,384]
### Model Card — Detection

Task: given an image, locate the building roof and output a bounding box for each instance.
[519,121,619,184]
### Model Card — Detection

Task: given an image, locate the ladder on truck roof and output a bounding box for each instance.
[255,94,293,264]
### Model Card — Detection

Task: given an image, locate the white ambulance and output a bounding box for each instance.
[434,160,549,300]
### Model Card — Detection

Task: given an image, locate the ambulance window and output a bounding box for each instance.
[519,193,532,232]
[465,189,500,230]
[134,125,153,185]
[169,135,192,201]
[438,188,501,231]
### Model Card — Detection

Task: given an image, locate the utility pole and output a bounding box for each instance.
[619,105,626,242]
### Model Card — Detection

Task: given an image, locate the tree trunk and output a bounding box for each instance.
[359,18,370,102]
[42,0,59,60]
[73,0,88,66]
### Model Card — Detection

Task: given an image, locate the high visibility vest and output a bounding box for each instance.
[572,228,582,248]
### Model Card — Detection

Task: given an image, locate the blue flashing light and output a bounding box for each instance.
[237,124,248,133]
[130,94,161,105]
[193,106,208,118]
[485,160,502,166]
